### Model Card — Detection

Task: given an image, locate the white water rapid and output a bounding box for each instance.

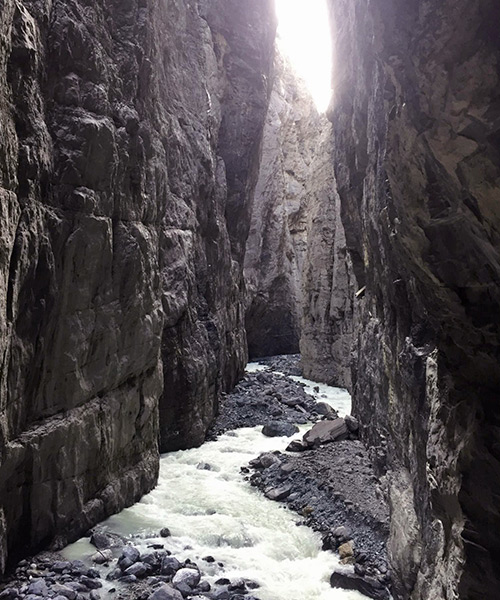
[62,363,368,600]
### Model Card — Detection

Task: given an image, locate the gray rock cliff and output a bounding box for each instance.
[327,0,500,598]
[244,55,338,361]
[0,0,275,571]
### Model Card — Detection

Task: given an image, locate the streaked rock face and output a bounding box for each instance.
[327,0,500,597]
[244,54,345,363]
[0,0,275,571]
[244,55,317,358]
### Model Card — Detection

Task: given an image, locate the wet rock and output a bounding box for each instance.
[159,528,172,538]
[148,585,183,600]
[172,568,200,588]
[197,581,211,593]
[196,463,213,471]
[27,579,48,596]
[174,582,192,598]
[90,533,112,550]
[250,453,281,469]
[338,541,355,559]
[314,403,338,419]
[264,485,292,501]
[124,562,148,578]
[303,419,349,446]
[51,562,71,573]
[161,556,181,576]
[286,440,309,452]
[330,571,389,600]
[262,421,299,438]
[50,584,77,600]
[91,550,112,564]
[118,546,140,571]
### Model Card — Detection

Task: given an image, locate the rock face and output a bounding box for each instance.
[157,0,276,451]
[0,0,275,572]
[299,133,355,389]
[327,0,500,598]
[244,55,324,358]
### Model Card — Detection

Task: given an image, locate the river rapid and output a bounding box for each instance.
[62,363,368,600]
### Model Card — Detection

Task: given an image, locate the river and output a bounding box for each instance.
[62,363,368,600]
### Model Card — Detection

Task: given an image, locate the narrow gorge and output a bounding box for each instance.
[0,1,499,600]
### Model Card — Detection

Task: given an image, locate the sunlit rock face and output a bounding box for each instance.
[327,0,500,597]
[0,0,275,571]
[244,54,351,367]
[244,54,319,358]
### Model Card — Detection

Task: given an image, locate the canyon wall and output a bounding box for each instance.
[0,0,275,572]
[244,54,318,358]
[244,53,354,376]
[327,0,500,598]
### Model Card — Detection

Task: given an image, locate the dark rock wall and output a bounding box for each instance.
[0,0,275,572]
[300,132,355,389]
[327,0,500,598]
[156,0,276,451]
[244,54,322,358]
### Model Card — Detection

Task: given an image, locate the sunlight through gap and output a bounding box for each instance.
[275,0,333,113]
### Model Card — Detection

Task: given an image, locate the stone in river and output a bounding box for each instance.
[172,568,200,588]
[90,532,113,550]
[148,585,183,600]
[262,421,299,437]
[124,562,148,578]
[286,440,309,452]
[91,549,112,564]
[161,556,181,576]
[330,571,389,600]
[314,402,338,419]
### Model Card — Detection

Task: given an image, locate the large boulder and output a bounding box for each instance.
[262,421,299,437]
[303,419,348,446]
[148,585,183,600]
[330,571,389,600]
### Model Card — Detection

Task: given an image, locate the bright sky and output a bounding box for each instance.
[275,0,333,113]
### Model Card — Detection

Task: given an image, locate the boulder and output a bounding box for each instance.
[161,556,181,576]
[90,532,113,550]
[172,568,201,588]
[286,440,309,452]
[315,402,338,419]
[338,540,355,559]
[303,419,348,446]
[262,421,299,437]
[91,549,113,564]
[124,562,148,578]
[118,545,141,571]
[330,571,389,600]
[148,585,183,600]
[265,485,292,501]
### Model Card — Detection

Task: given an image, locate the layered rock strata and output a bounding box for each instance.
[0,0,275,572]
[327,0,500,598]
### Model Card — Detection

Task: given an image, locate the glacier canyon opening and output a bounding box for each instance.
[0,1,499,600]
